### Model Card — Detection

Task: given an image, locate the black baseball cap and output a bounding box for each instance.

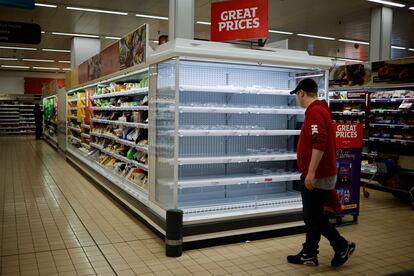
[290,78,318,94]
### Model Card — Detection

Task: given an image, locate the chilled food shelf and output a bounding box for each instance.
[329,99,366,103]
[370,123,414,129]
[159,172,301,189]
[68,98,78,103]
[172,153,297,165]
[68,126,81,133]
[371,109,414,114]
[331,111,365,116]
[178,105,305,115]
[0,111,19,114]
[92,106,149,111]
[92,118,148,129]
[90,132,148,153]
[81,133,90,139]
[369,137,414,145]
[44,132,58,143]
[177,129,301,137]
[69,116,78,120]
[178,84,294,96]
[70,107,78,111]
[91,87,148,99]
[371,98,414,103]
[81,124,90,129]
[81,143,90,149]
[90,145,148,171]
[68,135,81,144]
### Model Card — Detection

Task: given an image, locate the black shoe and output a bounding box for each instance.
[331,242,356,267]
[287,251,318,266]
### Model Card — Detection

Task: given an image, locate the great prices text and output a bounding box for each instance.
[336,124,357,139]
[218,7,260,32]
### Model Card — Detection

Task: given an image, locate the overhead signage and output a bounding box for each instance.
[372,57,414,84]
[0,21,41,44]
[0,0,34,9]
[211,0,268,42]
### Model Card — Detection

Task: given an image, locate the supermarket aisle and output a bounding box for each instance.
[1,136,414,276]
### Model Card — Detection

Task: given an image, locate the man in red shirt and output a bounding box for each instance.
[287,79,355,267]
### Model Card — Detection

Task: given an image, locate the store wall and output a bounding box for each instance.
[0,71,65,95]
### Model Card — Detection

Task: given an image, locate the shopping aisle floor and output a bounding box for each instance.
[0,136,413,276]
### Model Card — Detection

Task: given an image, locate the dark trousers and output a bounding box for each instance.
[301,188,347,255]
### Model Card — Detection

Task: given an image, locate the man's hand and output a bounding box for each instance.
[305,171,315,190]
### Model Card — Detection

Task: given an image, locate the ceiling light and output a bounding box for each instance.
[269,30,293,35]
[367,0,405,8]
[33,66,59,70]
[41,31,45,34]
[338,39,370,45]
[408,48,414,51]
[0,46,37,51]
[391,45,406,50]
[34,3,57,8]
[22,58,54,63]
[295,74,324,79]
[105,36,121,40]
[196,21,211,25]
[1,65,30,69]
[52,32,100,38]
[410,7,414,10]
[66,6,128,16]
[62,68,72,71]
[58,60,71,63]
[0,57,18,61]
[297,33,335,40]
[42,48,71,53]
[135,14,168,20]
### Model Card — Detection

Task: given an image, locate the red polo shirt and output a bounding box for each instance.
[297,100,337,178]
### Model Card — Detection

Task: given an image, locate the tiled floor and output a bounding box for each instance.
[1,136,413,276]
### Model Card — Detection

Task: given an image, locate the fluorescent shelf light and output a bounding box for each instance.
[197,21,211,25]
[0,57,18,61]
[336,58,365,63]
[135,14,168,20]
[338,39,370,45]
[295,74,324,79]
[105,36,121,40]
[58,60,71,63]
[297,33,335,40]
[52,32,100,38]
[62,68,72,71]
[66,6,128,16]
[367,0,405,8]
[269,30,293,35]
[1,65,30,69]
[0,46,37,51]
[35,3,57,8]
[391,45,406,50]
[22,58,54,63]
[33,66,59,70]
[42,48,71,53]
[408,48,414,51]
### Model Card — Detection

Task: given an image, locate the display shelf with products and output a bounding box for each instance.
[43,95,58,147]
[328,90,368,124]
[0,95,39,135]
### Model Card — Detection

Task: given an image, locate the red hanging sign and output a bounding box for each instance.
[211,0,268,42]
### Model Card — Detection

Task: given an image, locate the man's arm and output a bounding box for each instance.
[304,149,324,190]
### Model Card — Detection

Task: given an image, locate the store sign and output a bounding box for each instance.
[119,24,147,70]
[372,57,414,84]
[329,64,372,88]
[211,0,268,42]
[0,0,34,9]
[334,123,363,214]
[0,21,41,44]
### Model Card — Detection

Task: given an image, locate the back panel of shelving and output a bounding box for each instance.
[176,59,301,207]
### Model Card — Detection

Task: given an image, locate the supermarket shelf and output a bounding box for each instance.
[92,118,148,129]
[179,106,305,115]
[0,131,34,134]
[370,123,414,129]
[69,116,78,120]
[173,153,297,165]
[369,137,414,145]
[177,129,301,137]
[81,133,90,139]
[92,106,148,111]
[329,99,366,103]
[179,84,292,96]
[362,152,378,158]
[331,111,365,116]
[91,87,148,99]
[81,143,90,149]
[0,119,19,122]
[70,107,77,111]
[0,115,19,118]
[90,132,148,153]
[371,109,414,114]
[66,147,148,201]
[68,135,81,143]
[159,172,301,189]
[0,127,20,130]
[371,98,413,103]
[81,124,90,129]
[19,109,34,112]
[68,98,78,103]
[43,132,58,144]
[361,165,377,175]
[68,126,81,133]
[0,104,34,107]
[20,126,35,129]
[0,122,19,125]
[91,145,148,171]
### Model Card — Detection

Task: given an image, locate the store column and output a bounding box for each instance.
[168,0,194,40]
[369,6,392,62]
[70,37,100,68]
